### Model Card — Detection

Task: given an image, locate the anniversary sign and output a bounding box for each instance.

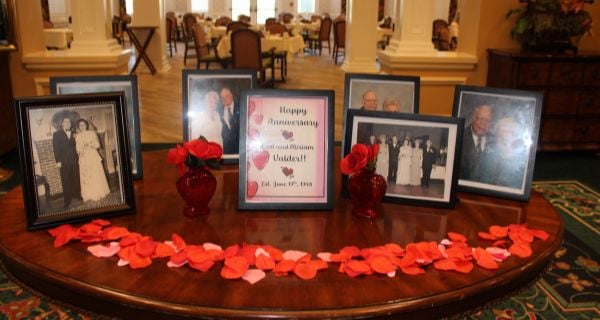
[239,90,334,210]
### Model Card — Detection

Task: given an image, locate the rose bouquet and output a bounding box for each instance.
[167,137,223,176]
[340,143,379,175]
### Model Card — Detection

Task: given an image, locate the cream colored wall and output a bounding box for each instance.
[382,1,600,116]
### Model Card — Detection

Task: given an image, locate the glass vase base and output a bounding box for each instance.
[183,205,210,217]
[353,208,378,219]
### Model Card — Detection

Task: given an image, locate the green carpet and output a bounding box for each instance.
[0,180,597,319]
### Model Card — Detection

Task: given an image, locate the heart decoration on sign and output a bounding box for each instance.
[252,114,264,125]
[251,150,270,171]
[248,127,260,141]
[248,101,256,117]
[247,180,258,199]
[281,166,294,177]
[281,130,294,141]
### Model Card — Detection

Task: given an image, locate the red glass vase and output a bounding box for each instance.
[176,167,217,217]
[347,168,387,219]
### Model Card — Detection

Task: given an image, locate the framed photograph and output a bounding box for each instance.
[343,109,464,208]
[452,85,543,201]
[239,89,335,210]
[14,93,136,230]
[344,73,419,113]
[0,0,17,50]
[50,75,143,179]
[183,69,257,164]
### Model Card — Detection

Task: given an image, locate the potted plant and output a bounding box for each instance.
[507,0,594,53]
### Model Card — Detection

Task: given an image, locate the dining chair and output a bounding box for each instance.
[265,18,277,26]
[332,19,346,64]
[238,15,251,24]
[432,19,449,50]
[166,17,177,57]
[215,16,232,27]
[307,17,332,55]
[265,22,289,81]
[182,13,198,66]
[283,13,294,23]
[192,25,221,70]
[231,29,275,88]
[227,21,250,34]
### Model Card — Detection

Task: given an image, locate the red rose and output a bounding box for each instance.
[184,139,210,159]
[205,142,223,160]
[167,144,188,165]
[340,144,369,175]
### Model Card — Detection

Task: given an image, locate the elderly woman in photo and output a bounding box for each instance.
[191,90,223,145]
[475,117,528,189]
[76,119,110,202]
[382,98,401,113]
[396,138,412,185]
[375,133,389,179]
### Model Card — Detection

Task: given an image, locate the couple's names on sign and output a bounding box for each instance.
[246,96,327,202]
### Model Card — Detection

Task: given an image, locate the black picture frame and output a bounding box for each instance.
[0,0,16,50]
[14,93,136,230]
[182,69,257,164]
[239,89,335,210]
[50,75,143,180]
[452,85,543,201]
[343,109,463,208]
[343,73,420,113]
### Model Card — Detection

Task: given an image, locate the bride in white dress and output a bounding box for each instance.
[190,90,223,145]
[76,119,110,202]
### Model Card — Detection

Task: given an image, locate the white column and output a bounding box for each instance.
[385,0,437,55]
[341,0,379,73]
[69,0,123,54]
[131,0,171,73]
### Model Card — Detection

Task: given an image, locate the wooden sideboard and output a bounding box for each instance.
[487,49,600,152]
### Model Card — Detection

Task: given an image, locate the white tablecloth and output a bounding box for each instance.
[285,21,320,36]
[216,34,305,61]
[43,28,73,49]
[207,25,227,39]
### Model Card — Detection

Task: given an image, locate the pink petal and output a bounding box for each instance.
[167,260,188,268]
[117,259,129,267]
[438,245,448,259]
[317,252,332,262]
[255,247,271,258]
[387,270,396,278]
[440,239,452,246]
[283,250,308,261]
[241,269,266,284]
[203,242,222,251]
[163,240,179,252]
[486,247,511,261]
[87,242,121,258]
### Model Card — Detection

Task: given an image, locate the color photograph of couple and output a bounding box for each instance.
[453,86,542,200]
[345,74,420,114]
[27,105,125,216]
[184,71,256,162]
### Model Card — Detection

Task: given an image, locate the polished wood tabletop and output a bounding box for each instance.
[0,149,563,319]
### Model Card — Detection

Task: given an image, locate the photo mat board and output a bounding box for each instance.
[452,85,543,201]
[14,93,136,230]
[239,89,335,210]
[343,109,464,208]
[182,69,257,164]
[50,75,143,179]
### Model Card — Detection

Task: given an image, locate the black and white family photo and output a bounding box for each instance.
[27,105,125,216]
[183,70,256,162]
[453,86,542,200]
[345,110,462,207]
[345,74,419,113]
[50,75,143,179]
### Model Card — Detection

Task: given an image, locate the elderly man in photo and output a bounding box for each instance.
[360,90,378,111]
[52,117,81,209]
[460,104,494,181]
[219,87,239,154]
[387,135,400,183]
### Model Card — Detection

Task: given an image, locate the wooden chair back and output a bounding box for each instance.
[318,17,332,41]
[265,18,277,26]
[311,15,321,22]
[379,16,392,29]
[265,22,287,36]
[192,25,211,57]
[238,15,251,24]
[182,13,197,41]
[166,11,176,19]
[231,29,262,70]
[227,21,250,34]
[283,13,294,23]
[215,16,232,27]
[334,20,345,48]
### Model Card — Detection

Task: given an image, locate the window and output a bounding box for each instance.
[298,0,316,13]
[256,0,276,24]
[191,0,209,12]
[125,0,134,14]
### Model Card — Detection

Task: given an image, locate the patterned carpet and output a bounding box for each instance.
[0,180,598,319]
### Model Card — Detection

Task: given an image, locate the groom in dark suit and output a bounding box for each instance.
[219,87,239,154]
[52,117,80,209]
[387,135,400,183]
[422,139,437,187]
[460,104,494,181]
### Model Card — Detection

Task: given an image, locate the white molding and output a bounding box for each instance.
[22,50,131,72]
[377,50,477,71]
[420,76,467,86]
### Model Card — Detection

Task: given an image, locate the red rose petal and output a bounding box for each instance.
[170,250,188,265]
[509,241,532,258]
[492,240,509,248]
[489,225,508,238]
[330,252,351,262]
[224,244,241,258]
[80,222,102,235]
[369,256,396,274]
[400,265,425,275]
[448,232,467,243]
[433,258,457,271]
[91,219,111,227]
[530,229,550,241]
[190,259,215,272]
[134,238,158,257]
[308,259,328,271]
[384,243,405,256]
[294,262,318,280]
[220,266,244,279]
[128,252,152,269]
[172,233,187,251]
[52,226,80,248]
[296,253,312,264]
[453,260,474,274]
[80,233,103,243]
[518,229,534,243]
[153,242,176,258]
[473,247,499,270]
[101,226,130,241]
[343,260,371,277]
[255,253,276,270]
[48,224,76,238]
[119,233,142,247]
[478,232,497,241]
[340,246,361,258]
[273,259,296,276]
[224,256,250,275]
[263,245,284,261]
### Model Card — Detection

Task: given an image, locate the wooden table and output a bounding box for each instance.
[126,26,158,75]
[0,150,563,319]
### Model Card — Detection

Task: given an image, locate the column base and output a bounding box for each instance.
[69,39,125,55]
[341,58,380,74]
[383,39,438,56]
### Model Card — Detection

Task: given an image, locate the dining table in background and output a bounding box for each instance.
[216,34,305,61]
